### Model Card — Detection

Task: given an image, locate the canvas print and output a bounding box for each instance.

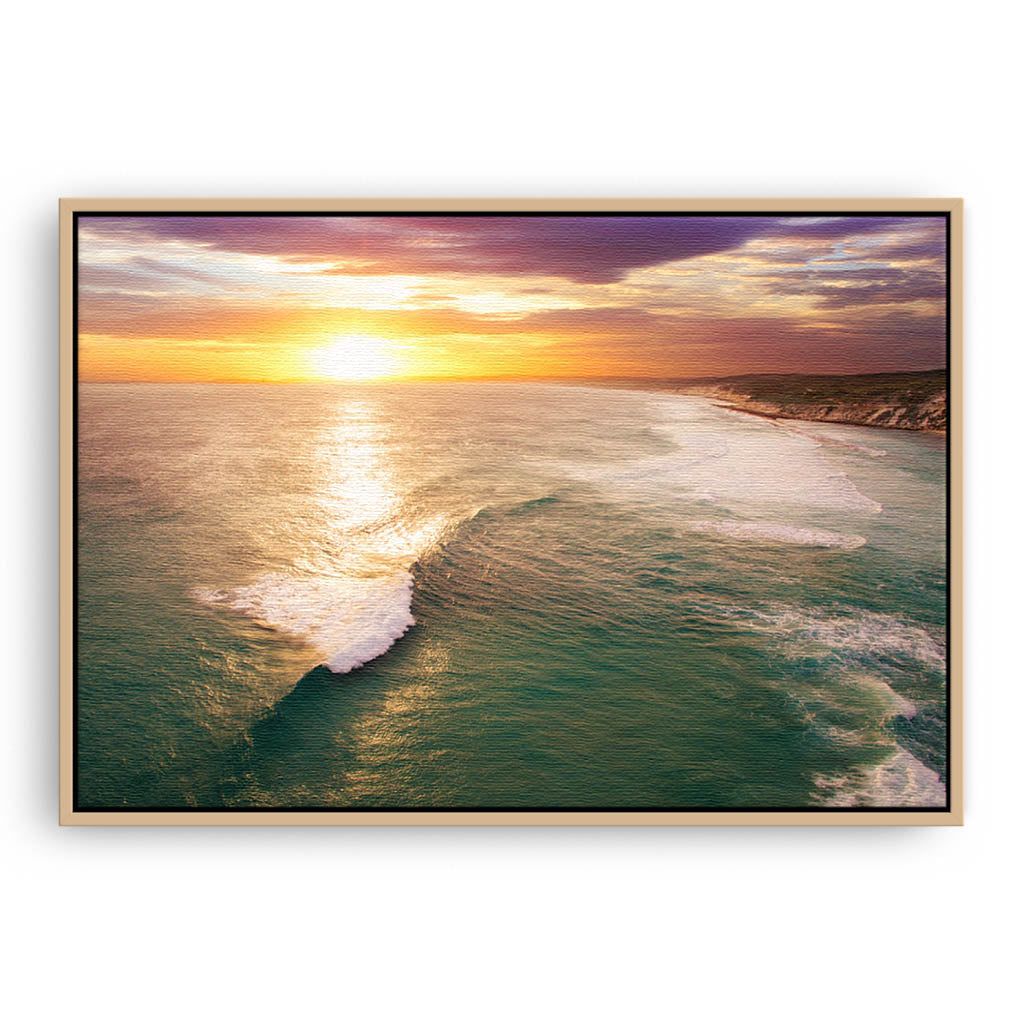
[68,207,954,817]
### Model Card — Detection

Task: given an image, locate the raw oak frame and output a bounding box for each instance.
[59,197,964,826]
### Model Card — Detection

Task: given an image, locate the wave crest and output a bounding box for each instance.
[192,503,488,675]
[194,571,415,674]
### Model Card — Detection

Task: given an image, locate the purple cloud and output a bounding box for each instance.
[79,214,942,284]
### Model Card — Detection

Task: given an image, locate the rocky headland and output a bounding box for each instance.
[677,369,947,432]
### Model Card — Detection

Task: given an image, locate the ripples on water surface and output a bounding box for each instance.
[77,382,947,809]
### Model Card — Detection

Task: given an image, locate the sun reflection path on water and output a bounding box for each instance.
[309,395,467,576]
[328,639,455,805]
[314,398,401,541]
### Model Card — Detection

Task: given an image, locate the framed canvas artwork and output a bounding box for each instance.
[59,199,962,824]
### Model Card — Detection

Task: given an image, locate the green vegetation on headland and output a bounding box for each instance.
[676,369,947,432]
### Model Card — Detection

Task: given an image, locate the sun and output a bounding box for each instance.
[308,335,400,381]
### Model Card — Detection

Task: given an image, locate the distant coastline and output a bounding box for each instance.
[571,369,947,433]
[675,369,947,433]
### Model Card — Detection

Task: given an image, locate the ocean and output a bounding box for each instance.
[76,382,948,809]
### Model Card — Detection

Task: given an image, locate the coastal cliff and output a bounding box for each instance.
[678,369,947,432]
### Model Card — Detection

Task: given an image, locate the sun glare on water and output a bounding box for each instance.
[309,335,400,381]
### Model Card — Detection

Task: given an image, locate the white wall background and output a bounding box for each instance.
[2,2,1019,1020]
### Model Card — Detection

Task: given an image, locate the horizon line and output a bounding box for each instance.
[78,367,948,385]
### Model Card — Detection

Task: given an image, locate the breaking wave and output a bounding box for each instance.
[194,572,416,674]
[814,749,946,808]
[730,602,947,807]
[192,508,482,675]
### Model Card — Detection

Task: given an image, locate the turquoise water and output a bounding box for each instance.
[76,382,947,809]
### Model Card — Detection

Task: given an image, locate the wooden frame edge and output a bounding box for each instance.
[60,197,962,214]
[59,198,964,827]
[60,199,75,826]
[60,810,963,826]
[949,198,964,826]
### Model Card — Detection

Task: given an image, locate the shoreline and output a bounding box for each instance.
[698,396,948,434]
[655,371,947,434]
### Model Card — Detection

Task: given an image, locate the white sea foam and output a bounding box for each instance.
[688,519,867,550]
[778,423,888,458]
[731,600,944,808]
[742,604,946,672]
[192,501,488,674]
[194,571,416,674]
[563,396,883,516]
[814,749,945,808]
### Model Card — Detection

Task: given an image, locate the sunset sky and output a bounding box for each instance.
[77,214,947,382]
